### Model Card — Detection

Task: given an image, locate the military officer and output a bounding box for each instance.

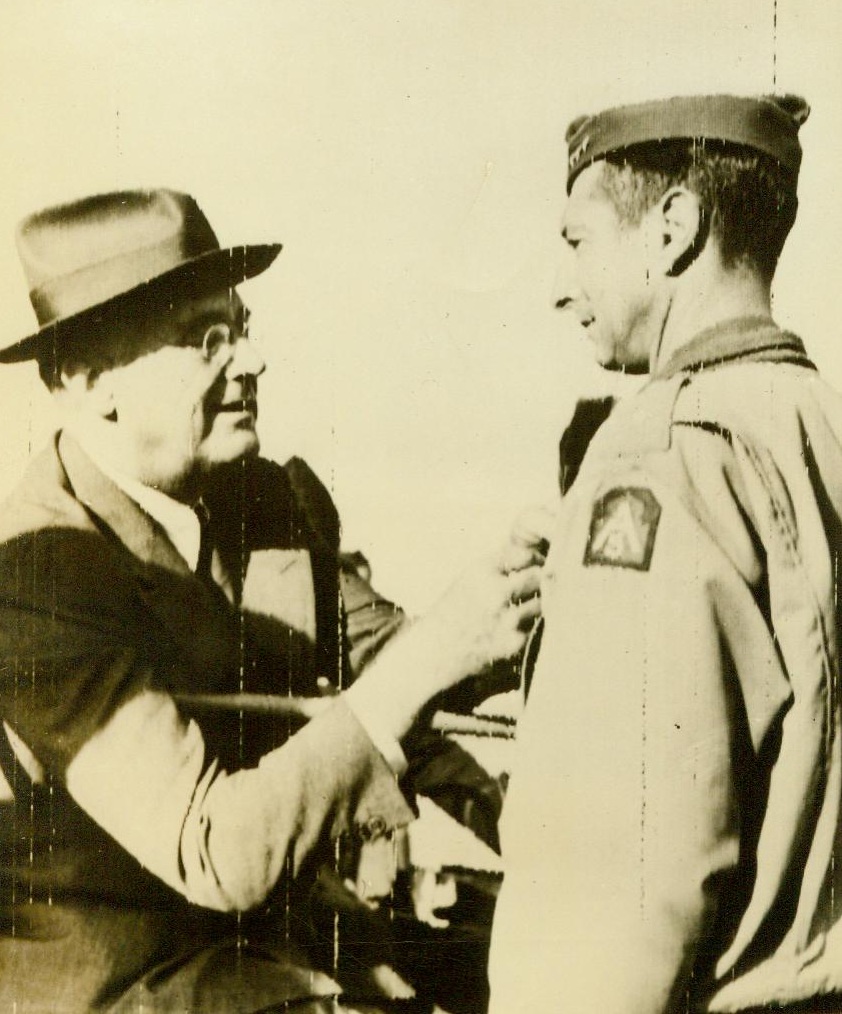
[488,94,842,1012]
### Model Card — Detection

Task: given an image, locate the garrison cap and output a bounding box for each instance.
[565,93,810,193]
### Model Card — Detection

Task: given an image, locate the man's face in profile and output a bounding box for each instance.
[102,287,266,490]
[557,162,660,374]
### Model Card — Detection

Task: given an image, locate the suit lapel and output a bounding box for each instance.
[58,437,324,691]
[58,432,191,578]
[57,433,238,673]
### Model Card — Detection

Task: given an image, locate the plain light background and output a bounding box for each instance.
[1,0,840,612]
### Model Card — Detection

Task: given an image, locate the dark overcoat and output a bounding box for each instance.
[0,432,412,1012]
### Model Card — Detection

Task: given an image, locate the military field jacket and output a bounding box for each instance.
[490,317,842,1013]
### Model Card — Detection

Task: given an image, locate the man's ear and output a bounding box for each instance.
[656,187,707,277]
[59,367,117,420]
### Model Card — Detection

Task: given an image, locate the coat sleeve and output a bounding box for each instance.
[66,689,411,911]
[489,427,792,1013]
[0,526,413,914]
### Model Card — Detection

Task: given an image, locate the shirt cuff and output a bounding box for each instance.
[343,683,408,776]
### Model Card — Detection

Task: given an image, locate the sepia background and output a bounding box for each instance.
[1,0,840,613]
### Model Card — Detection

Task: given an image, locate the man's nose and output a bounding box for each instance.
[555,293,577,312]
[224,336,266,380]
[553,260,592,325]
[552,247,583,314]
[554,275,585,315]
[555,291,594,328]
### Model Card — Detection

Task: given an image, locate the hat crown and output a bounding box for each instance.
[1,188,281,364]
[17,190,217,293]
[16,189,220,327]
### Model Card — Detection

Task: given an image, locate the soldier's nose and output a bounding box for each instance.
[555,291,595,330]
[552,252,584,315]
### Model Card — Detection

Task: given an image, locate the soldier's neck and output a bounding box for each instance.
[651,263,772,374]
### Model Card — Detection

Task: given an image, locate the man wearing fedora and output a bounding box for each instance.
[0,189,543,1012]
[488,94,842,1012]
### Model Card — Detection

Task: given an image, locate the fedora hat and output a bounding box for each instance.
[1,189,282,363]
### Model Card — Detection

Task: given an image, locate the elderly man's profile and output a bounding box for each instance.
[0,189,543,1012]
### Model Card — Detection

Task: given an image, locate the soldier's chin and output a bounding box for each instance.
[592,341,625,373]
[599,357,649,375]
[592,337,648,375]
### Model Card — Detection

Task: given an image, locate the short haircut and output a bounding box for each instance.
[596,140,799,282]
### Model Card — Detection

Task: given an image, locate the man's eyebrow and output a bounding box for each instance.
[178,305,250,333]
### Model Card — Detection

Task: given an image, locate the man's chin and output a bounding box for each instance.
[597,356,649,375]
[204,430,261,468]
[592,343,624,373]
[233,432,261,459]
[591,336,649,375]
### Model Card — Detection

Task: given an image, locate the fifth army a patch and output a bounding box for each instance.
[584,487,661,571]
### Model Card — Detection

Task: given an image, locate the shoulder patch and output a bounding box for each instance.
[584,487,661,571]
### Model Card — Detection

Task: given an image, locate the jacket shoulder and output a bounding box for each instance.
[581,375,685,466]
[0,437,98,543]
[671,360,836,439]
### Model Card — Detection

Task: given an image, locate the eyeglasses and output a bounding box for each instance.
[199,321,252,364]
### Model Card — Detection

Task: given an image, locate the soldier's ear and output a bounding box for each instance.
[656,187,707,277]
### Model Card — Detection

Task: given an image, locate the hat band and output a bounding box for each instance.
[29,233,214,328]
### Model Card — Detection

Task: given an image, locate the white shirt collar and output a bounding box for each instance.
[70,431,202,572]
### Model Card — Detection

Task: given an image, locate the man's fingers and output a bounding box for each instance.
[500,541,545,573]
[496,605,542,658]
[505,564,542,603]
[513,595,542,629]
[511,504,556,550]
[499,504,556,573]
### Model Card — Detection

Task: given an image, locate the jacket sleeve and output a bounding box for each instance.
[489,426,791,1013]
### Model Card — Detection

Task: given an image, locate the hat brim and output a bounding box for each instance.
[0,242,282,364]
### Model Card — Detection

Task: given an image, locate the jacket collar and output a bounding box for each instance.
[653,315,815,380]
[57,431,192,578]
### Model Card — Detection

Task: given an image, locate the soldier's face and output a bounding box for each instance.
[104,288,266,495]
[556,163,662,373]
